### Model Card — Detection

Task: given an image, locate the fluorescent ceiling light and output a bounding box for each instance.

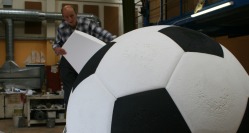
[191,1,233,18]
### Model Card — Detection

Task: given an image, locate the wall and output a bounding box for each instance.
[0,0,127,67]
[214,35,249,75]
[148,0,249,75]
[149,0,221,23]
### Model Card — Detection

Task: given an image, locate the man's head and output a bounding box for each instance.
[61,5,77,28]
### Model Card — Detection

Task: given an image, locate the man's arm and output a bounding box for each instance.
[53,29,67,55]
[89,20,116,42]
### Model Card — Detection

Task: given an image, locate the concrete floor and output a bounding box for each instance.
[0,118,65,133]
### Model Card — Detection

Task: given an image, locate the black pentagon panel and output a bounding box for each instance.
[237,98,249,132]
[159,26,224,58]
[111,88,191,133]
[72,42,115,92]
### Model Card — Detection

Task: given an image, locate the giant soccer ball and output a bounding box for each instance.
[67,25,249,133]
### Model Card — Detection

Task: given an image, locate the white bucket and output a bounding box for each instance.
[13,116,25,127]
[58,113,65,119]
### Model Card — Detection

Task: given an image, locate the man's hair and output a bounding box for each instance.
[61,5,78,14]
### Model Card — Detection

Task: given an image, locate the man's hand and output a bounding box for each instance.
[54,47,67,55]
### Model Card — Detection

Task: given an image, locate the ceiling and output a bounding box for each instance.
[161,0,249,38]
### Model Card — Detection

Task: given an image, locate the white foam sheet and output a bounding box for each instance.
[96,26,184,98]
[62,30,106,73]
[166,50,249,133]
[67,74,116,133]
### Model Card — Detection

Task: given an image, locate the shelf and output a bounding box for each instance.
[26,94,65,127]
[27,94,63,100]
[29,119,66,124]
[145,0,249,37]
[30,108,65,111]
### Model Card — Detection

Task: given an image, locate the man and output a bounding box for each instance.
[53,5,115,110]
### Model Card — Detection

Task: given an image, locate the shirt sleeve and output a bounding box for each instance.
[53,28,63,49]
[89,20,115,42]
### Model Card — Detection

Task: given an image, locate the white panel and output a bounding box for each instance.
[46,23,55,38]
[166,50,249,133]
[62,30,106,73]
[45,0,55,12]
[3,0,12,6]
[67,74,116,133]
[96,25,184,98]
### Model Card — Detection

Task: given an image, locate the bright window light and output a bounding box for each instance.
[191,1,234,18]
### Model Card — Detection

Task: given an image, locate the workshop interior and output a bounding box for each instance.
[0,0,249,132]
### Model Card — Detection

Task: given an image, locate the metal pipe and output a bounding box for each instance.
[0,9,44,20]
[3,18,14,61]
[160,0,163,22]
[0,9,101,25]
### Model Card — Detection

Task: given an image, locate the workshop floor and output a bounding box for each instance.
[0,118,65,133]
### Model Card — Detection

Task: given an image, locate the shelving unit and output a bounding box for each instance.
[0,93,25,119]
[142,0,249,37]
[26,95,65,127]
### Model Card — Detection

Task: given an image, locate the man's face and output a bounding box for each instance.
[62,6,77,28]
